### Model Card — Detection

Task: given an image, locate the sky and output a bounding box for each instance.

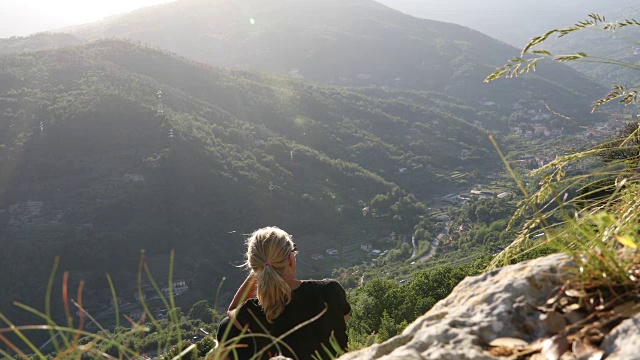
[0,0,175,38]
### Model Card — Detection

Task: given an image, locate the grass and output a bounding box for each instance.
[0,252,239,359]
[484,15,640,348]
[0,249,348,360]
[484,92,640,360]
[491,126,640,280]
[486,12,640,291]
[482,132,640,357]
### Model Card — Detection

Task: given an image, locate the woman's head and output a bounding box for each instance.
[244,226,297,322]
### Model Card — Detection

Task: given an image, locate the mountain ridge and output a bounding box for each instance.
[52,0,604,122]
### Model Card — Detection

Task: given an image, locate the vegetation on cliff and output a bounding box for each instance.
[484,13,640,359]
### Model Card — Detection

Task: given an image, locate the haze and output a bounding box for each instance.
[378,0,638,45]
[0,0,175,38]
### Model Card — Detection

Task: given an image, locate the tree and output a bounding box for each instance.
[188,300,212,323]
[377,311,408,342]
[408,266,459,300]
[474,205,491,223]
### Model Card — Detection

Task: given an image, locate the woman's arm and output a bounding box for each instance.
[227,273,257,318]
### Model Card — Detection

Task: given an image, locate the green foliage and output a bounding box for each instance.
[488,12,640,295]
[377,312,408,342]
[0,253,228,360]
[346,259,486,348]
[188,301,216,324]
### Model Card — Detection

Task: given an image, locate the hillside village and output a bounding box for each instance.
[76,279,191,327]
[302,109,627,274]
[0,173,146,234]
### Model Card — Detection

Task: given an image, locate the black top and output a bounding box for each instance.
[218,279,350,360]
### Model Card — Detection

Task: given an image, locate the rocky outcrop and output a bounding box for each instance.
[339,254,639,360]
[600,314,640,360]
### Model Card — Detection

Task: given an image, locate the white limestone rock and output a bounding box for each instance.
[600,314,640,360]
[340,253,640,360]
[340,254,574,360]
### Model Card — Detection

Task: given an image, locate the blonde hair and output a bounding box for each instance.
[244,226,296,323]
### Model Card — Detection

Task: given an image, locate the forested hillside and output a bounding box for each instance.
[59,0,604,125]
[0,40,502,324]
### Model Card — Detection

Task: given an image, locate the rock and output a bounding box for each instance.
[488,337,528,348]
[541,335,569,360]
[540,311,567,334]
[340,254,640,360]
[572,339,604,360]
[563,310,586,325]
[558,352,577,360]
[599,313,640,360]
[339,254,574,360]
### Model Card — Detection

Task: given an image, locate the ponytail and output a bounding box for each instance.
[244,227,296,323]
[256,263,291,322]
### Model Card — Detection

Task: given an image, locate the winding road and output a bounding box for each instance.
[411,235,417,258]
[416,222,451,263]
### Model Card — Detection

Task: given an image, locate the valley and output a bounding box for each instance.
[0,0,635,356]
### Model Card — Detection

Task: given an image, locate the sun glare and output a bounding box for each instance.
[1,0,176,37]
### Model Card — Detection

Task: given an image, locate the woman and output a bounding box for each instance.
[216,227,351,360]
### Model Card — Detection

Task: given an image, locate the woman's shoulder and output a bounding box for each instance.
[299,279,346,293]
[240,298,262,313]
[235,298,269,332]
[236,299,263,320]
[301,278,340,286]
[299,279,350,316]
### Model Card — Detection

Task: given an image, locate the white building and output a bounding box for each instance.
[326,248,338,256]
[162,280,188,297]
[123,174,145,182]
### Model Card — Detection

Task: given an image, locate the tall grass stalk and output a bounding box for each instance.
[486,12,640,289]
[0,250,343,360]
[492,134,640,284]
